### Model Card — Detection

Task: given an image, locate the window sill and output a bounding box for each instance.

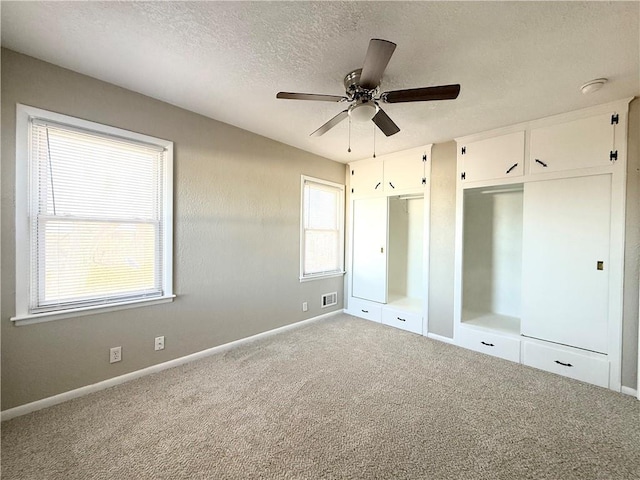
[299,271,346,283]
[10,295,176,326]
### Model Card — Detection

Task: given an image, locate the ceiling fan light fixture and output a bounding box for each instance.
[580,78,607,94]
[348,102,379,122]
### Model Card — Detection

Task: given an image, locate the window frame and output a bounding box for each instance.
[12,104,174,326]
[299,175,345,282]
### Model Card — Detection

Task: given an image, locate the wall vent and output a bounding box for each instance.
[321,292,338,308]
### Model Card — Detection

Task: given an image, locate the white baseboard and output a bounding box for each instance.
[1,310,342,421]
[426,332,457,345]
[620,386,638,398]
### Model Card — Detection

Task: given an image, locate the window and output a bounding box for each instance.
[13,105,173,324]
[300,176,345,280]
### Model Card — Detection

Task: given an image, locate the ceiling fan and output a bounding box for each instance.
[276,38,461,138]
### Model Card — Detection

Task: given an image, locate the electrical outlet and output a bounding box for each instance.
[154,336,165,351]
[302,302,308,312]
[110,346,122,363]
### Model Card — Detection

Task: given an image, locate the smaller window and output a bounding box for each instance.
[300,176,345,281]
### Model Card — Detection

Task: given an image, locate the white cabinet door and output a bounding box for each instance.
[352,197,388,303]
[529,112,615,174]
[349,160,383,196]
[383,150,425,193]
[521,174,611,353]
[460,131,525,182]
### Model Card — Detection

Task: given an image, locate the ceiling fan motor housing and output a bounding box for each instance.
[344,69,379,100]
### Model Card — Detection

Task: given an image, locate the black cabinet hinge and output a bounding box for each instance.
[461,172,466,180]
[351,169,354,175]
[351,188,354,193]
[461,146,466,155]
[422,154,427,162]
[611,114,619,125]
[422,177,426,185]
[610,150,618,162]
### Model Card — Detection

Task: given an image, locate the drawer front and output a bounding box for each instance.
[457,326,521,363]
[347,297,382,323]
[382,308,422,334]
[522,341,609,388]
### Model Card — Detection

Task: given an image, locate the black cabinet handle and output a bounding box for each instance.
[506,163,518,174]
[480,341,495,347]
[554,360,573,367]
[374,182,381,189]
[361,309,369,313]
[535,159,548,167]
[389,182,395,189]
[396,317,406,322]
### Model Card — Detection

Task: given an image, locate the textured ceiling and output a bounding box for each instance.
[2,1,639,163]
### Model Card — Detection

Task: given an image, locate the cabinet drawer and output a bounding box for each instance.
[457,326,521,363]
[522,341,609,388]
[382,308,422,334]
[347,298,382,323]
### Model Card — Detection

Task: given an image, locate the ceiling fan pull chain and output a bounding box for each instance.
[348,116,352,153]
[373,124,376,158]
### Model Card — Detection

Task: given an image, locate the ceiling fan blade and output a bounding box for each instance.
[310,110,349,137]
[372,108,400,137]
[359,39,397,89]
[277,92,347,102]
[382,84,461,103]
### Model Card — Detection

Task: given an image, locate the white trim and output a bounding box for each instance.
[1,310,342,421]
[299,271,345,282]
[11,295,176,326]
[426,332,457,345]
[620,386,638,398]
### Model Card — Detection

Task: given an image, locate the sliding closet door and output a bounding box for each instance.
[521,174,611,353]
[352,197,388,303]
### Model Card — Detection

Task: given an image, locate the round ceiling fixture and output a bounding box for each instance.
[580,78,607,94]
[348,101,379,122]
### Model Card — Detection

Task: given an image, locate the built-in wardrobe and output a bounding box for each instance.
[345,99,631,392]
[345,145,431,335]
[454,98,632,391]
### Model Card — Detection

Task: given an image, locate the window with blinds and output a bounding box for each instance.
[14,105,173,321]
[300,176,345,280]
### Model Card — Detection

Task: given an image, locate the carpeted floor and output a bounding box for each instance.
[2,314,639,479]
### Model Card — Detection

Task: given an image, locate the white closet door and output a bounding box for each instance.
[521,174,611,353]
[352,197,388,303]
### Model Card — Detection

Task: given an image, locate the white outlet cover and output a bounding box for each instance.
[155,336,165,351]
[110,346,122,363]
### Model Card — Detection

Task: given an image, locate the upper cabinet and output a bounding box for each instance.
[382,147,428,193]
[458,131,525,183]
[349,145,431,197]
[529,112,619,174]
[349,160,383,196]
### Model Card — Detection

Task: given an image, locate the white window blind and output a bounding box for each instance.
[20,110,172,317]
[301,177,344,279]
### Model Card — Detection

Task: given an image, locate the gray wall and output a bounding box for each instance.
[427,141,457,338]
[1,50,346,410]
[622,98,639,389]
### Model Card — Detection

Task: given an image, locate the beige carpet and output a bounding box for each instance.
[2,314,639,479]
